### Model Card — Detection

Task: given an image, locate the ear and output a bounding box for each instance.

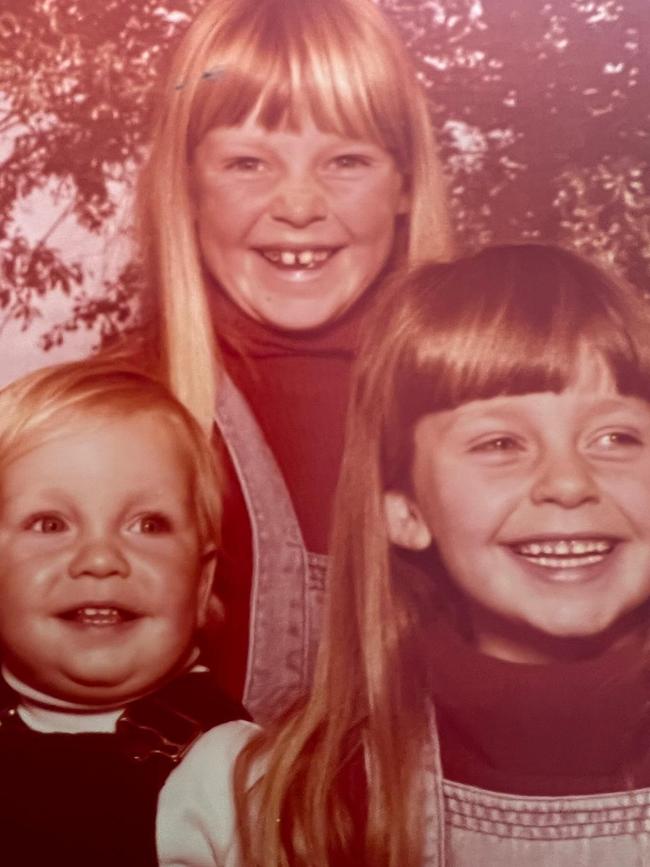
[383,490,432,551]
[195,548,221,628]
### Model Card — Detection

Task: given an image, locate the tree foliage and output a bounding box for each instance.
[0,0,202,346]
[386,0,650,286]
[1,0,648,350]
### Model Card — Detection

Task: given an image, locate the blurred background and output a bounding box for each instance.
[1,0,648,384]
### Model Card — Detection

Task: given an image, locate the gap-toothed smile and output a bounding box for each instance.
[255,247,339,269]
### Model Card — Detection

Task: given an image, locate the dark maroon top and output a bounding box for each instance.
[202,286,373,702]
[430,616,650,795]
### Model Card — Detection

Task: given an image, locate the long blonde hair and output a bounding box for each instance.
[137,0,453,427]
[235,244,650,866]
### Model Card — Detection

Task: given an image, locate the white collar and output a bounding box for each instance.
[16,702,123,734]
[2,648,205,735]
[2,667,124,733]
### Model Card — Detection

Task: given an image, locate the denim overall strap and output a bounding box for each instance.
[213,373,314,724]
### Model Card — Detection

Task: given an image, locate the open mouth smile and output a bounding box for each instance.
[57,606,142,627]
[509,537,617,570]
[255,247,340,270]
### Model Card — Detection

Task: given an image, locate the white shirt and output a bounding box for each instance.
[156,720,260,867]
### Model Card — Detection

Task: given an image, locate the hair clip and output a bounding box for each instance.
[175,67,225,91]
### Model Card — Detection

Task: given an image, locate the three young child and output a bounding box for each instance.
[158,244,650,866]
[4,244,650,865]
[0,362,244,866]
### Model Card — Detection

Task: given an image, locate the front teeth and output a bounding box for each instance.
[516,539,611,556]
[66,606,128,625]
[512,538,614,569]
[263,249,332,268]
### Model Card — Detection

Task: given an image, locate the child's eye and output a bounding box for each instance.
[592,430,642,450]
[471,436,522,453]
[26,514,68,533]
[128,513,172,534]
[224,156,267,173]
[328,153,373,170]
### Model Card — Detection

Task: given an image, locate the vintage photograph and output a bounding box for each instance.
[1,1,650,864]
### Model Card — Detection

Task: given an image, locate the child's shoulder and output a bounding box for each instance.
[166,718,261,795]
[160,718,260,804]
[184,719,260,770]
[157,720,260,867]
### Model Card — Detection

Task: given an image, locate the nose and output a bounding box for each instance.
[269,171,327,228]
[68,539,130,580]
[530,447,599,508]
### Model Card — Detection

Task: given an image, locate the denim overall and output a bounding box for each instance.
[418,715,650,866]
[442,780,650,866]
[213,373,328,725]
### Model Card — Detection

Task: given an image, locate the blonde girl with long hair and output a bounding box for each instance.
[159,244,650,867]
[136,0,452,724]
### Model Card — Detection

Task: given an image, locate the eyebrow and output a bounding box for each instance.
[3,487,71,504]
[580,396,649,414]
[204,131,268,146]
[118,489,189,511]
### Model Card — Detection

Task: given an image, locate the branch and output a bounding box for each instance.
[35,200,75,248]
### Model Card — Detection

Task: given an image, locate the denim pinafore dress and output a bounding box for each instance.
[213,373,328,725]
[420,713,650,866]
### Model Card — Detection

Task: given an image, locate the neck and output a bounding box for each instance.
[2,668,124,734]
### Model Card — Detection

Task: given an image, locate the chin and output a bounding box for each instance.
[58,670,144,702]
[522,612,641,660]
[259,300,347,331]
[541,610,626,638]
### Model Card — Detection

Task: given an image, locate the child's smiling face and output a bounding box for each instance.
[0,412,213,704]
[192,116,407,331]
[385,358,650,662]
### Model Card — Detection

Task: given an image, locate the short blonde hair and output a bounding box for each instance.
[0,359,222,551]
[137,0,453,426]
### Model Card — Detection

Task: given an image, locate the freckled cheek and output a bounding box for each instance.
[197,196,265,243]
[336,191,402,238]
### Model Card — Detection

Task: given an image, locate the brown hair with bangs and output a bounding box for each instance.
[136,0,453,427]
[235,244,650,867]
[377,243,650,487]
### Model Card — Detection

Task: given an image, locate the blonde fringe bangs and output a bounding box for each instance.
[139,0,453,426]
[184,5,415,160]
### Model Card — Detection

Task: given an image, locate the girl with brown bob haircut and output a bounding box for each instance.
[159,245,650,867]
